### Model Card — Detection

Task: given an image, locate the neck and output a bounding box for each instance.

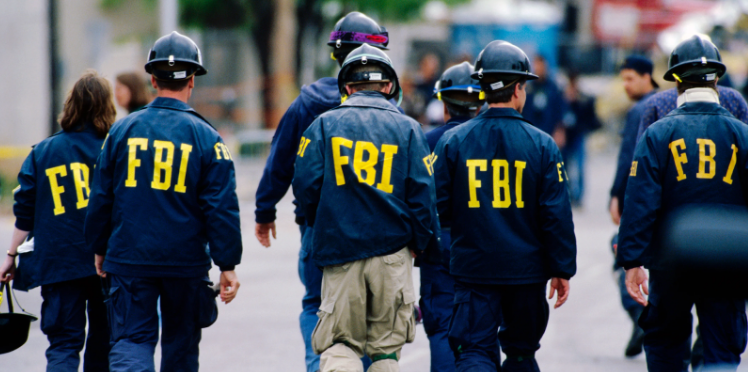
[488,102,519,111]
[677,87,719,107]
[157,88,191,103]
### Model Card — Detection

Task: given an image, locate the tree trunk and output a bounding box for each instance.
[266,0,297,129]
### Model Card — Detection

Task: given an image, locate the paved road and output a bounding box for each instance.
[1,150,745,371]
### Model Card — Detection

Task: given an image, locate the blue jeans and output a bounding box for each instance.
[640,271,747,372]
[449,281,548,372]
[106,274,205,372]
[299,225,323,372]
[40,276,110,372]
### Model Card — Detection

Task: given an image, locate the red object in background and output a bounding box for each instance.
[592,0,717,48]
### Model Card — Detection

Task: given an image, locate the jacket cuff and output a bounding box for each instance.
[94,246,108,256]
[14,218,33,232]
[219,265,235,272]
[255,210,276,224]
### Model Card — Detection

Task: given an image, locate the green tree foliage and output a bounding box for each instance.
[335,0,468,21]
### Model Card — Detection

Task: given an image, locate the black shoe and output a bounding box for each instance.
[625,307,645,357]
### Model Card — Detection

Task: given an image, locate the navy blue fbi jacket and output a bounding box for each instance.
[293,91,440,267]
[13,124,105,290]
[255,77,405,225]
[433,108,577,284]
[618,101,748,270]
[85,97,242,277]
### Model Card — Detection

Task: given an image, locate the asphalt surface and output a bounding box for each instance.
[1,150,746,371]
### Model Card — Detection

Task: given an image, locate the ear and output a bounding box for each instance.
[151,76,158,89]
[385,82,393,94]
[514,82,524,98]
[187,76,195,90]
[345,85,353,96]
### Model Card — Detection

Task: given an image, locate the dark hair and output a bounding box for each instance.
[483,80,525,104]
[677,80,717,95]
[151,62,193,92]
[116,72,151,113]
[58,69,116,137]
[445,102,473,118]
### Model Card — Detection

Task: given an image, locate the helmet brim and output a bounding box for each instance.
[663,61,725,82]
[471,70,539,81]
[327,40,388,50]
[145,59,208,77]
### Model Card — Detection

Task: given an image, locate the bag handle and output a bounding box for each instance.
[2,281,14,313]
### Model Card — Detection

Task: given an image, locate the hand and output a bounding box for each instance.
[219,270,240,304]
[95,254,107,278]
[0,255,15,283]
[409,249,417,259]
[552,126,566,149]
[625,267,649,307]
[610,197,621,225]
[549,277,570,309]
[255,222,276,248]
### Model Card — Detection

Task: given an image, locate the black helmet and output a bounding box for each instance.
[664,34,726,83]
[145,31,207,80]
[472,40,538,93]
[0,282,37,355]
[338,44,400,101]
[328,12,389,51]
[433,62,483,109]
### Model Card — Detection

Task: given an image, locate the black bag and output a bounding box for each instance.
[0,282,38,354]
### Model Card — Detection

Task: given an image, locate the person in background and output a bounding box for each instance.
[609,55,658,358]
[421,61,484,372]
[562,70,601,207]
[522,55,569,149]
[114,72,152,114]
[0,70,115,371]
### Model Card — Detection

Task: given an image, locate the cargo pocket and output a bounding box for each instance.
[196,279,218,328]
[403,284,417,343]
[312,297,336,354]
[107,285,127,341]
[447,289,472,353]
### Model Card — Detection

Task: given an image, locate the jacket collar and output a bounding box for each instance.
[677,88,720,107]
[145,97,212,125]
[340,91,400,113]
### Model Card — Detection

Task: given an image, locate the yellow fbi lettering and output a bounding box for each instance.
[667,138,738,184]
[331,136,399,193]
[125,138,195,193]
[45,162,92,216]
[467,159,526,208]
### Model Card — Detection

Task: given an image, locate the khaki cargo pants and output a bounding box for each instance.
[312,247,417,372]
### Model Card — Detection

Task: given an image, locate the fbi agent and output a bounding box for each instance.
[253,12,392,371]
[432,40,577,372]
[293,44,439,372]
[421,61,483,372]
[0,70,115,371]
[85,32,242,372]
[618,35,748,371]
